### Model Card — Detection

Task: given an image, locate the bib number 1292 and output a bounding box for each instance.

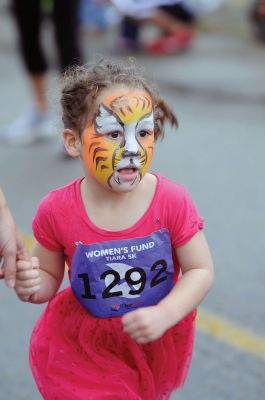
[78,259,168,300]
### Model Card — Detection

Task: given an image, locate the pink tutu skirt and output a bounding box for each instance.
[30,286,196,400]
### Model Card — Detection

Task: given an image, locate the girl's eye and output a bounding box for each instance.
[138,130,149,138]
[108,131,121,139]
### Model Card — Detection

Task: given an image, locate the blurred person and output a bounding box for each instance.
[1,0,82,145]
[14,58,214,399]
[118,3,196,54]
[114,0,223,54]
[146,2,197,53]
[0,187,27,287]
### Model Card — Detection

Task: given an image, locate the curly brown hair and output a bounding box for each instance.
[60,58,178,140]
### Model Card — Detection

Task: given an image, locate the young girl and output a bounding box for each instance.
[15,59,214,400]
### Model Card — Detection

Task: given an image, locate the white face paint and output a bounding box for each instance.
[95,103,154,169]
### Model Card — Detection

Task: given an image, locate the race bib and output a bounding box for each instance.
[71,229,174,317]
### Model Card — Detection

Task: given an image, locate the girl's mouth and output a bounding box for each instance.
[116,166,139,181]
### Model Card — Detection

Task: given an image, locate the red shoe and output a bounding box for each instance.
[145,31,194,54]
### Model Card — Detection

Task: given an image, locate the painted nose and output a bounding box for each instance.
[124,133,139,155]
[122,150,141,158]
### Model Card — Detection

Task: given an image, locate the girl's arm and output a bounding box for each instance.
[122,230,214,344]
[158,230,214,324]
[15,242,65,304]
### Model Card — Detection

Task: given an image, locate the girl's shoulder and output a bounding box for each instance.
[33,177,84,250]
[35,177,84,221]
[153,174,204,248]
[152,173,190,203]
[40,177,83,207]
[49,177,83,198]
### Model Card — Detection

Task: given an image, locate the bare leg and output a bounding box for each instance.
[30,73,49,112]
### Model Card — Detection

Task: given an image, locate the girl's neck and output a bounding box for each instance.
[81,174,148,207]
[80,173,157,231]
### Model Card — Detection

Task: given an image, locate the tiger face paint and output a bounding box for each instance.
[82,87,154,192]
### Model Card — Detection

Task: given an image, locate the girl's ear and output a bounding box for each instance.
[63,129,81,157]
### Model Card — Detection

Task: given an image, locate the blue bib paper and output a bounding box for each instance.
[71,229,174,318]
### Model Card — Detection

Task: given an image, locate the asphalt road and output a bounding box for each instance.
[0,1,265,399]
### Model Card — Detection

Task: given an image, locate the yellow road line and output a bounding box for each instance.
[197,309,265,361]
[21,232,265,362]
[21,231,35,251]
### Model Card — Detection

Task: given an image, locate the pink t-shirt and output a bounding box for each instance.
[33,173,204,280]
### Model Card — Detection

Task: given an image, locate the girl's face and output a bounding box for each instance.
[82,86,155,192]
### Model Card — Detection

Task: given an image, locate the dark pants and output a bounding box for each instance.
[11,0,82,74]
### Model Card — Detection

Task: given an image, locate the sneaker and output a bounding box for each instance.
[145,31,194,55]
[1,109,56,145]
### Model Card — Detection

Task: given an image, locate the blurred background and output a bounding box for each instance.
[0,0,264,399]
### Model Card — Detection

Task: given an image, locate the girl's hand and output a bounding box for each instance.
[15,256,41,302]
[122,305,170,344]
